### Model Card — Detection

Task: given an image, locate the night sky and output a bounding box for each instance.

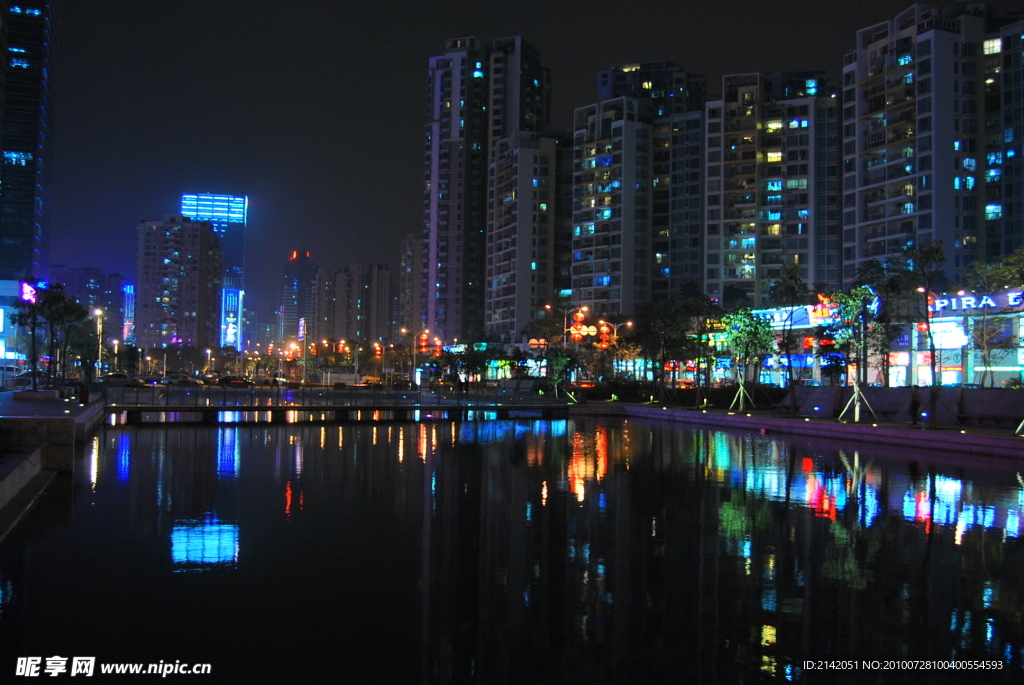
[49,0,1018,313]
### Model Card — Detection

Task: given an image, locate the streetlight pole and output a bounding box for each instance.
[545,304,588,346]
[93,309,104,379]
[402,327,429,387]
[917,287,940,429]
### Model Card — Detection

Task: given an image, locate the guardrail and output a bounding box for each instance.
[103,384,564,409]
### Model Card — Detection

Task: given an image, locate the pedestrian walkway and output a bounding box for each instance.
[570,401,1024,462]
[0,387,98,420]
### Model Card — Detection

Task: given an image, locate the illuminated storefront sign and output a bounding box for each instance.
[928,290,1023,314]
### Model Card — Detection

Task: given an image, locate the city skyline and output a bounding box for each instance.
[47,0,980,314]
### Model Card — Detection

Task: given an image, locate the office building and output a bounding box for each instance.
[181,193,247,348]
[134,216,222,352]
[0,1,59,281]
[277,250,318,344]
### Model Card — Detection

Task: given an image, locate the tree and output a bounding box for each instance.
[633,300,690,399]
[823,286,877,385]
[768,263,811,386]
[854,258,916,387]
[722,309,775,382]
[676,283,723,390]
[903,242,947,388]
[9,283,90,388]
[958,249,1024,387]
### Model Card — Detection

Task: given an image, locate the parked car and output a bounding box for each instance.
[14,370,45,387]
[162,374,203,386]
[99,372,144,386]
[218,375,254,387]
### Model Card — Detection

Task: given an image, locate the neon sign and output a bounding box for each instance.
[929,291,1023,313]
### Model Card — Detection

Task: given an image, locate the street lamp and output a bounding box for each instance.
[401,327,429,387]
[93,309,103,378]
[206,348,212,374]
[545,304,588,346]
[916,287,939,388]
[916,287,941,429]
[597,319,633,345]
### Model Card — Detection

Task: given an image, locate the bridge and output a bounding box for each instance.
[102,384,573,425]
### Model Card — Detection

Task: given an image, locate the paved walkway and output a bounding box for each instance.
[0,388,98,419]
[570,402,1024,461]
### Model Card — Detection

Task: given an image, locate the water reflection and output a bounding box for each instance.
[0,419,1021,682]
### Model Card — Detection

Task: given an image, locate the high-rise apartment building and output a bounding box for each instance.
[0,1,58,281]
[423,36,550,343]
[569,63,708,320]
[704,71,839,307]
[485,131,569,341]
[313,263,394,344]
[134,216,222,352]
[396,233,425,334]
[842,3,997,283]
[988,16,1024,259]
[571,97,655,317]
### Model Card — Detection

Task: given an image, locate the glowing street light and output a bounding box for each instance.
[93,309,104,377]
[545,304,588,346]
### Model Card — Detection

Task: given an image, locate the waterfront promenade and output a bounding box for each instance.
[2,384,1022,542]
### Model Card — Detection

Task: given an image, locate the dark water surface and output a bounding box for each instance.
[1,418,1023,683]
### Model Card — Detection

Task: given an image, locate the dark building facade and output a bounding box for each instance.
[0,1,58,281]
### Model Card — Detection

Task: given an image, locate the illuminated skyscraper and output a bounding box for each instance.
[181,193,247,348]
[277,250,318,344]
[0,1,59,281]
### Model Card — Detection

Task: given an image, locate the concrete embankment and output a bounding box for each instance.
[569,402,1024,462]
[0,392,105,541]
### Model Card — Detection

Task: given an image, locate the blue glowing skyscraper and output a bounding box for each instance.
[181,193,247,348]
[0,1,59,281]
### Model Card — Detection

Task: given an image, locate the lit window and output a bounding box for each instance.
[2,151,31,165]
[10,58,29,68]
[766,151,782,162]
[984,38,1002,55]
[986,204,1002,219]
[765,120,783,133]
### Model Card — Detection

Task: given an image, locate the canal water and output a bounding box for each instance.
[1,418,1022,683]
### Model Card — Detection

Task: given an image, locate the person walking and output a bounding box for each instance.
[908,385,922,426]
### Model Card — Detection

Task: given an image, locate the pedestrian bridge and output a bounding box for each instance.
[102,385,571,425]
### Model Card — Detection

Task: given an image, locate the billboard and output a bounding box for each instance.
[220,289,244,348]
